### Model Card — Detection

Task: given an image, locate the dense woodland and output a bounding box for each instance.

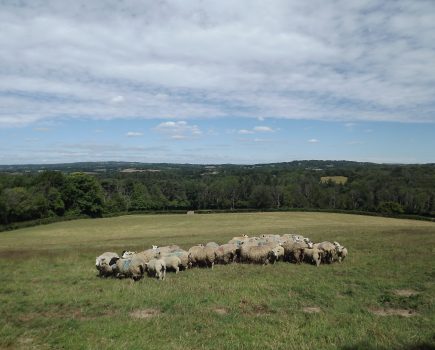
[0,161,434,226]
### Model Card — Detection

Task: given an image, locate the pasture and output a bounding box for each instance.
[320,176,348,185]
[0,212,434,349]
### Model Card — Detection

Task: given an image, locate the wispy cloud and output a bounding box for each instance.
[308,138,319,143]
[238,126,276,134]
[111,96,125,103]
[253,126,275,132]
[126,131,143,137]
[0,0,434,127]
[154,120,202,140]
[238,129,254,135]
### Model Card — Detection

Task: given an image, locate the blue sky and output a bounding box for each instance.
[0,0,435,164]
[1,119,434,164]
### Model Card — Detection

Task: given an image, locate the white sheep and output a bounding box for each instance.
[303,248,323,267]
[188,245,215,268]
[338,247,348,262]
[145,258,166,280]
[240,243,279,265]
[215,243,239,264]
[96,252,119,277]
[160,255,182,273]
[111,257,146,281]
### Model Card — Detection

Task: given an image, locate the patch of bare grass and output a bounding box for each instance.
[302,306,321,313]
[213,307,229,315]
[369,307,417,317]
[239,299,272,316]
[393,289,420,297]
[130,308,161,319]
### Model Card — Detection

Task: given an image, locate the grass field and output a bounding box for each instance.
[320,176,348,184]
[0,212,434,350]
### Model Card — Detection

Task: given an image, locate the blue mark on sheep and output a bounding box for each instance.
[122,259,132,271]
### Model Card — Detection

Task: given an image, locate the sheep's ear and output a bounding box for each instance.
[121,250,126,255]
[109,257,119,265]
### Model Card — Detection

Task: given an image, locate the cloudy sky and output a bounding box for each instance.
[1,0,434,164]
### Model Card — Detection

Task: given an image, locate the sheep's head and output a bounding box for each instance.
[152,245,158,250]
[122,251,136,258]
[307,242,314,249]
[242,234,249,238]
[95,258,99,267]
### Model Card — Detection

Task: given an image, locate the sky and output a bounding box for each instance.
[0,0,435,164]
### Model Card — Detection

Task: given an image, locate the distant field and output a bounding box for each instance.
[1,212,434,349]
[320,176,348,184]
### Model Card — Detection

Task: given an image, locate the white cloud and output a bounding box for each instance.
[238,129,254,134]
[0,0,434,127]
[344,123,357,129]
[34,127,50,132]
[253,126,274,132]
[154,120,202,139]
[126,131,143,137]
[111,95,125,103]
[308,138,319,143]
[238,125,276,134]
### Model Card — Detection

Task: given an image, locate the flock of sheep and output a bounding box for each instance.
[95,233,348,281]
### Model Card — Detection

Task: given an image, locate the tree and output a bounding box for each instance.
[249,185,273,208]
[62,173,104,217]
[130,183,153,211]
[377,201,404,215]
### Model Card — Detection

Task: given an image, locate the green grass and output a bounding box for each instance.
[1,212,434,350]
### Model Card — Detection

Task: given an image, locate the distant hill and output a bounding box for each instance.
[1,160,433,174]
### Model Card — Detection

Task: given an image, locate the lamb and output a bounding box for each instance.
[337,247,348,262]
[111,256,146,281]
[215,243,239,264]
[145,258,166,280]
[121,250,136,259]
[160,255,182,273]
[271,245,284,262]
[303,248,323,267]
[188,244,216,268]
[240,243,279,265]
[158,250,189,270]
[96,252,119,277]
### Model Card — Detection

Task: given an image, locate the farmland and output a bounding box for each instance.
[0,212,434,349]
[320,176,348,185]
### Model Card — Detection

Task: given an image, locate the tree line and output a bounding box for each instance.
[0,161,434,226]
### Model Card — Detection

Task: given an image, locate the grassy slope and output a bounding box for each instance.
[0,212,434,350]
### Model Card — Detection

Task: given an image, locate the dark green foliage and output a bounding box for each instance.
[62,173,104,217]
[378,201,404,214]
[0,161,434,226]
